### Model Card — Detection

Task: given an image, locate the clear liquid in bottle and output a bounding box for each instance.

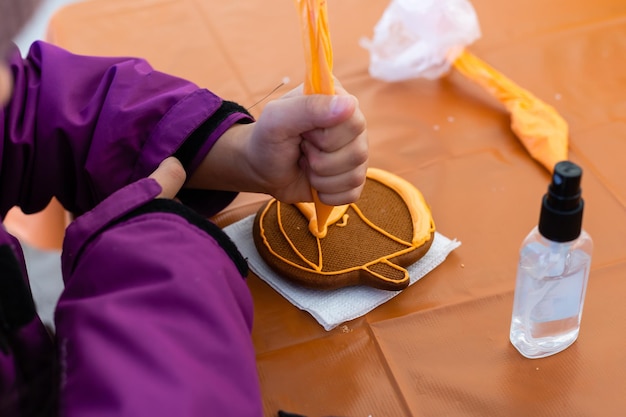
[510,230,592,358]
[509,161,593,359]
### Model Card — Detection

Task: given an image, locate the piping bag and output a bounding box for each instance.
[295,0,335,238]
[360,0,568,173]
[452,50,568,173]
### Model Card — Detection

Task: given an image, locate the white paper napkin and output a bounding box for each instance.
[224,215,461,331]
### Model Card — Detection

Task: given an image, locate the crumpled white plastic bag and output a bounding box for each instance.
[360,0,481,81]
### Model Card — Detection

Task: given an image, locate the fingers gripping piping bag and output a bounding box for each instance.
[295,0,335,237]
[360,0,568,173]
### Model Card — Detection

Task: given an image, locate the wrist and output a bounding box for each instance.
[186,123,261,193]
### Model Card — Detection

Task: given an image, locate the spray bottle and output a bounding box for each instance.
[509,161,593,359]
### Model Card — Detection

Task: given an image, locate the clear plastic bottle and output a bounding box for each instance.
[510,161,593,359]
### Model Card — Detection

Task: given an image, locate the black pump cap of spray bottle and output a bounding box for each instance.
[538,161,585,242]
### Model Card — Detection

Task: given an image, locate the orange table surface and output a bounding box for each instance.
[48,1,626,416]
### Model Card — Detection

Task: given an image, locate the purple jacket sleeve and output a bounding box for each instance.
[56,178,262,416]
[0,229,57,416]
[0,41,253,218]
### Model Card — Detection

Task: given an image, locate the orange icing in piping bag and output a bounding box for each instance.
[453,50,568,173]
[295,0,335,238]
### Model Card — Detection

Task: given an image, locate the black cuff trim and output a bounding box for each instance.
[0,245,37,353]
[117,199,249,277]
[174,100,253,169]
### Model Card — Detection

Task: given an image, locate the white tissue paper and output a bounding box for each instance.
[360,0,481,81]
[224,215,461,331]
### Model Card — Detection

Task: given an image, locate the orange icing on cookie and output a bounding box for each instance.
[294,202,349,238]
[256,168,435,283]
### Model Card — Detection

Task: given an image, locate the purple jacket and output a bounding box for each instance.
[0,41,262,416]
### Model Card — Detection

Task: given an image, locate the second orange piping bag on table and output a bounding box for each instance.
[453,50,568,173]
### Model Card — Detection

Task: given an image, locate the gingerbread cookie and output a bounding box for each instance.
[252,168,435,291]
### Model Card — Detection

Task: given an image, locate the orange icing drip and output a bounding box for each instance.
[336,214,349,227]
[257,168,435,283]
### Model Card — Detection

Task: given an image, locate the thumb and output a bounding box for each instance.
[149,157,187,199]
[269,93,356,134]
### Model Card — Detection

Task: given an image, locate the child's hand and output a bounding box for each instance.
[246,85,368,205]
[189,84,368,206]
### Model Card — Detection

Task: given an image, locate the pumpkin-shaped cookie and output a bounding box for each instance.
[252,168,435,291]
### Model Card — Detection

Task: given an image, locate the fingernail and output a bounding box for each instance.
[330,95,352,116]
